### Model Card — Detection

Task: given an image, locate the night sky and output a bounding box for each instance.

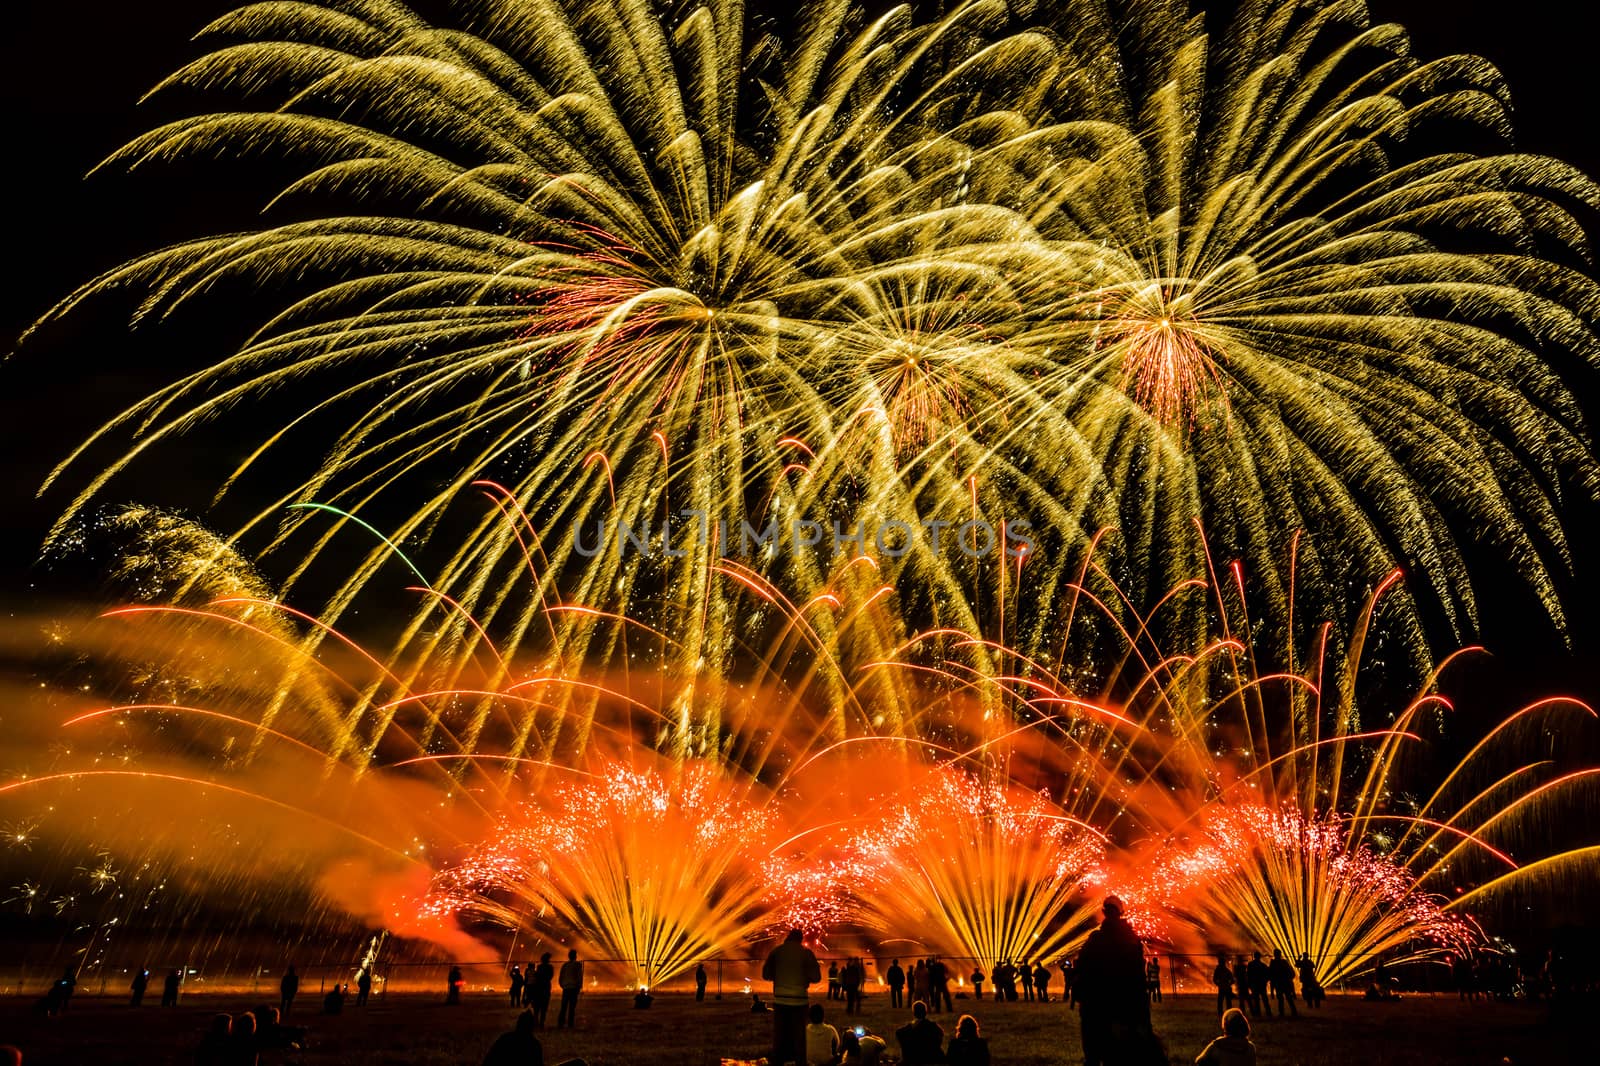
[3,0,1597,730]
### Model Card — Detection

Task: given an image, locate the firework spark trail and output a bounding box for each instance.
[7,486,1600,985]
[15,1,1596,741]
[424,760,776,988]
[843,766,1107,969]
[1105,563,1600,985]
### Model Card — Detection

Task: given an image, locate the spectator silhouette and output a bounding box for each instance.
[930,957,953,1013]
[887,959,905,1008]
[483,1011,543,1066]
[279,966,299,1015]
[911,960,928,1007]
[1230,958,1250,1016]
[447,964,464,1005]
[356,967,373,1007]
[762,929,821,1066]
[894,1001,946,1065]
[840,1026,887,1066]
[1019,957,1034,1001]
[1452,954,1473,1000]
[253,1004,305,1051]
[1267,950,1297,1017]
[1295,954,1322,1008]
[1195,1007,1255,1066]
[1373,958,1396,999]
[946,1014,990,1066]
[1212,956,1234,1014]
[529,952,555,1026]
[323,983,346,1015]
[1073,895,1153,1066]
[195,1013,231,1066]
[1245,954,1269,1017]
[842,957,864,1015]
[1035,961,1052,1003]
[695,962,708,1001]
[556,949,583,1028]
[42,968,75,1016]
[482,1009,554,1066]
[131,966,150,1008]
[163,969,182,1007]
[510,964,525,1006]
[998,961,1018,1002]
[231,1011,260,1066]
[970,966,985,1001]
[805,1002,840,1066]
[1060,958,1076,1008]
[829,960,841,1002]
[1147,956,1162,1003]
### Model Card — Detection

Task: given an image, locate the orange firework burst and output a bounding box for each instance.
[425,759,776,988]
[1094,285,1227,430]
[846,765,1107,968]
[1098,555,1600,984]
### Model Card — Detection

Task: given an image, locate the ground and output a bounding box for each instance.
[0,990,1587,1065]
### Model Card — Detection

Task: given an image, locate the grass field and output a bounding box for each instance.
[0,989,1587,1065]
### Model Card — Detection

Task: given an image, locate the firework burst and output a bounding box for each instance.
[848,765,1107,969]
[18,0,1596,729]
[425,760,776,987]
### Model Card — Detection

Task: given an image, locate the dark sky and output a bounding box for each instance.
[3,1,1597,726]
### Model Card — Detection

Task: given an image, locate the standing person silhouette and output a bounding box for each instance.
[1072,896,1153,1066]
[695,962,708,1001]
[1213,956,1234,1015]
[970,965,985,1001]
[1019,958,1034,1002]
[356,967,373,1007]
[279,966,298,1016]
[1295,953,1323,1008]
[1146,956,1162,1003]
[843,957,865,1015]
[130,966,149,1008]
[161,969,181,1007]
[509,964,524,1007]
[528,953,555,1027]
[1231,958,1251,1016]
[930,957,953,1014]
[999,961,1018,1002]
[829,960,841,1002]
[42,969,75,1016]
[556,950,583,1028]
[1245,953,1269,1017]
[887,959,905,1008]
[761,928,822,1066]
[1267,950,1298,1017]
[1034,961,1052,1004]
